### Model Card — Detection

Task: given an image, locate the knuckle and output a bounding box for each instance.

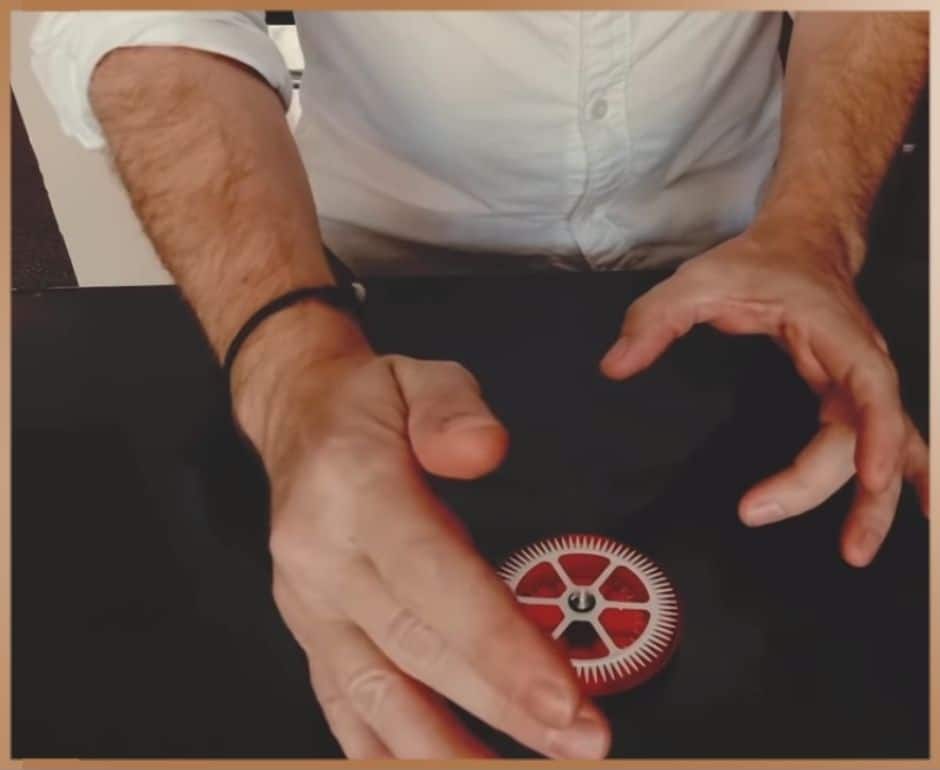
[344,665,400,721]
[385,607,446,670]
[382,353,412,370]
[848,365,890,403]
[862,519,891,543]
[623,295,656,326]
[312,676,346,714]
[434,359,480,391]
[867,350,900,387]
[268,523,307,568]
[269,521,330,575]
[436,358,471,377]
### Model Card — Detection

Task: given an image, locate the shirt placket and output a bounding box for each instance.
[569,12,630,268]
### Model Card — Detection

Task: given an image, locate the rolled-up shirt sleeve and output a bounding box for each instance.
[30,11,293,149]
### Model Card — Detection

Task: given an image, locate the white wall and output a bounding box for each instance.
[11,12,304,287]
[12,11,173,286]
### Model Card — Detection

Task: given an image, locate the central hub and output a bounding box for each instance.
[567,589,596,613]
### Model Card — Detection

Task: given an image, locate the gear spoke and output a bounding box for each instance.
[547,556,575,590]
[590,617,620,656]
[591,560,619,591]
[516,595,563,607]
[551,617,572,640]
[602,599,650,610]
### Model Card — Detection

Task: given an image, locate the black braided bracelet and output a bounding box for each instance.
[222,282,366,394]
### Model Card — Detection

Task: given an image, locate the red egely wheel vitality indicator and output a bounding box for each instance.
[497,534,681,696]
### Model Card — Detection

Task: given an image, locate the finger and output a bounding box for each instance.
[600,274,707,380]
[358,480,586,733]
[739,421,856,526]
[840,474,903,567]
[392,357,509,480]
[307,655,391,759]
[340,561,610,759]
[310,619,494,758]
[902,423,929,517]
[809,317,906,493]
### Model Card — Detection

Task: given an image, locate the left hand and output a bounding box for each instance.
[600,223,929,567]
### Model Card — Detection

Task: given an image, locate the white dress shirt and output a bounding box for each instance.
[31,11,783,275]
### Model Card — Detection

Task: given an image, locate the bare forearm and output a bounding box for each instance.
[90,46,367,438]
[754,12,928,273]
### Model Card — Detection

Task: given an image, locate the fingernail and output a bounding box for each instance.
[602,338,631,368]
[744,501,787,526]
[849,528,882,566]
[525,678,578,729]
[548,708,610,759]
[440,413,499,432]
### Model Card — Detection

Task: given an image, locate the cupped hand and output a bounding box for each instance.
[600,226,928,567]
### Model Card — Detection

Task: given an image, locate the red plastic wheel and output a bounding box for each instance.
[497,534,681,696]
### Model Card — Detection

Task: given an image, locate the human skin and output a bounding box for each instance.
[88,10,927,758]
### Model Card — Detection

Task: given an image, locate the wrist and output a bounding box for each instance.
[230,300,373,458]
[748,197,867,280]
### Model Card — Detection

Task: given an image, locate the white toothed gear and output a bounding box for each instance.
[497,534,680,694]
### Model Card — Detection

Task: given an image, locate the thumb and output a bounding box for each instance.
[391,357,509,480]
[600,276,700,380]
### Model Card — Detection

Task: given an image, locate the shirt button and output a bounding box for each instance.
[590,98,608,120]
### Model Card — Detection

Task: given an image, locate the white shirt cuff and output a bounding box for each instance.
[30,11,293,149]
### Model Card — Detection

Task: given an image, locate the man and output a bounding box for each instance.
[32,11,928,759]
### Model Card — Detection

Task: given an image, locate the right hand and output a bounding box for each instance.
[231,309,611,759]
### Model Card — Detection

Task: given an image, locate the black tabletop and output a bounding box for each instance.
[12,266,928,759]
